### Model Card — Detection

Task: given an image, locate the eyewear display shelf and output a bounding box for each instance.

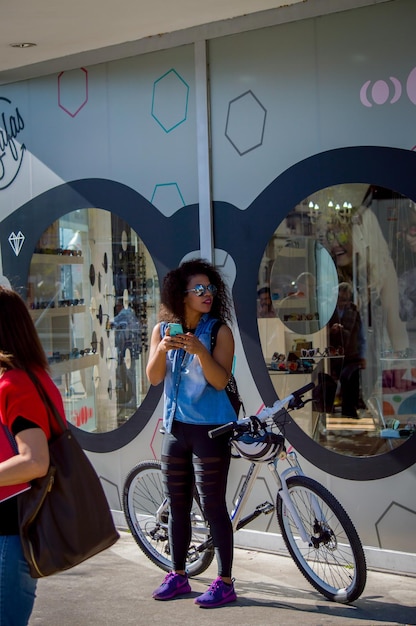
[275,299,320,335]
[28,253,98,377]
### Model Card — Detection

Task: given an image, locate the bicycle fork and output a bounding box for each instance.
[267,451,322,546]
[267,467,310,544]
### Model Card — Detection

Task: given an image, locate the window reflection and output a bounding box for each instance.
[258,184,416,456]
[27,208,159,433]
[269,240,337,334]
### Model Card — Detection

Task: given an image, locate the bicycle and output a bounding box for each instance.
[123,382,367,603]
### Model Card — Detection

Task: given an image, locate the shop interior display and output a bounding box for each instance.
[27,210,157,434]
[258,183,416,457]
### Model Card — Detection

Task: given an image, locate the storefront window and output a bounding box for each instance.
[258,183,416,456]
[27,208,159,433]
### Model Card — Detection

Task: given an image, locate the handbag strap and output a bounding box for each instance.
[25,369,67,434]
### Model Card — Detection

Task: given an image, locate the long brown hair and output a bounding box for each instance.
[0,286,49,373]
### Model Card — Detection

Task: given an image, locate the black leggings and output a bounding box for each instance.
[161,421,233,577]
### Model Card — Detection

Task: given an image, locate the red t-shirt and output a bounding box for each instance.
[0,367,66,438]
[0,367,67,534]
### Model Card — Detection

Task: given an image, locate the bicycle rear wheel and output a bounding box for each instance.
[122,460,214,576]
[276,475,366,603]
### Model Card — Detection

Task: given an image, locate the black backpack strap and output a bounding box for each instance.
[210,320,245,416]
[210,320,222,353]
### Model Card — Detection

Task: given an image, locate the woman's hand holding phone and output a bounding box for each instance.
[165,322,186,351]
[168,323,184,336]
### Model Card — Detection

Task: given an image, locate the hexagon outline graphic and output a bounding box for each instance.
[375,500,416,549]
[100,476,122,510]
[225,90,267,156]
[151,182,186,212]
[151,68,189,133]
[150,417,163,459]
[58,68,89,118]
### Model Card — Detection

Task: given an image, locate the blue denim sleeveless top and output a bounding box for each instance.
[161,314,237,433]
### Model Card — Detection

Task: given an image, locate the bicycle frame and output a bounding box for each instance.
[229,447,323,546]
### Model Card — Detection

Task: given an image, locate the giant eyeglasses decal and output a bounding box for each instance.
[2,147,416,479]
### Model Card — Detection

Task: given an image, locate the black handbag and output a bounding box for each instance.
[18,371,119,578]
[210,321,245,417]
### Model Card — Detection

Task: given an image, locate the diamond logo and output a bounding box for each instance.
[8,231,25,256]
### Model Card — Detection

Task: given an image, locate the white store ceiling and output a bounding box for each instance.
[0,0,390,85]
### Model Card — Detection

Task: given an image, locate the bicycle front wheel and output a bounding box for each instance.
[276,475,366,603]
[122,460,214,576]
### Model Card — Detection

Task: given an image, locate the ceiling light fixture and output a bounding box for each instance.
[10,42,37,48]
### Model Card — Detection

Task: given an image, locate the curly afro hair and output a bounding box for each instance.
[159,258,233,325]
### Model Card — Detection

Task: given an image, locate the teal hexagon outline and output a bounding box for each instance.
[151,68,189,133]
[151,182,186,209]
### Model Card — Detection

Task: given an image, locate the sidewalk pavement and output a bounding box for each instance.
[29,531,415,626]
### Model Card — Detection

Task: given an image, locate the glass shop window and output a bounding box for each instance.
[258,183,416,456]
[27,208,159,433]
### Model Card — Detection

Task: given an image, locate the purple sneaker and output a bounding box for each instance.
[194,577,237,608]
[152,572,191,600]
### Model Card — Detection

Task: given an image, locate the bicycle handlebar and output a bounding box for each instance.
[208,381,315,439]
[207,421,236,438]
[293,381,315,396]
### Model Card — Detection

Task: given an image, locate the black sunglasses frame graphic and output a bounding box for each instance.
[3,146,416,480]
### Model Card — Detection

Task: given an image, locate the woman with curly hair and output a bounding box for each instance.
[146,258,237,608]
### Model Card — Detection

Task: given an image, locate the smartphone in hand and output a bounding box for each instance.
[168,323,184,336]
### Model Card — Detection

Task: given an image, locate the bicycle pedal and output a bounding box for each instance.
[257,501,274,515]
[187,545,203,563]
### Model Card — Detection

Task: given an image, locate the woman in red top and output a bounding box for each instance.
[0,285,66,626]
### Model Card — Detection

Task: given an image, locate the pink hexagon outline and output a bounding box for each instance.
[150,417,163,459]
[58,68,89,117]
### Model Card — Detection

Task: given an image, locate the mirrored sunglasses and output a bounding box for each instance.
[184,283,218,297]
